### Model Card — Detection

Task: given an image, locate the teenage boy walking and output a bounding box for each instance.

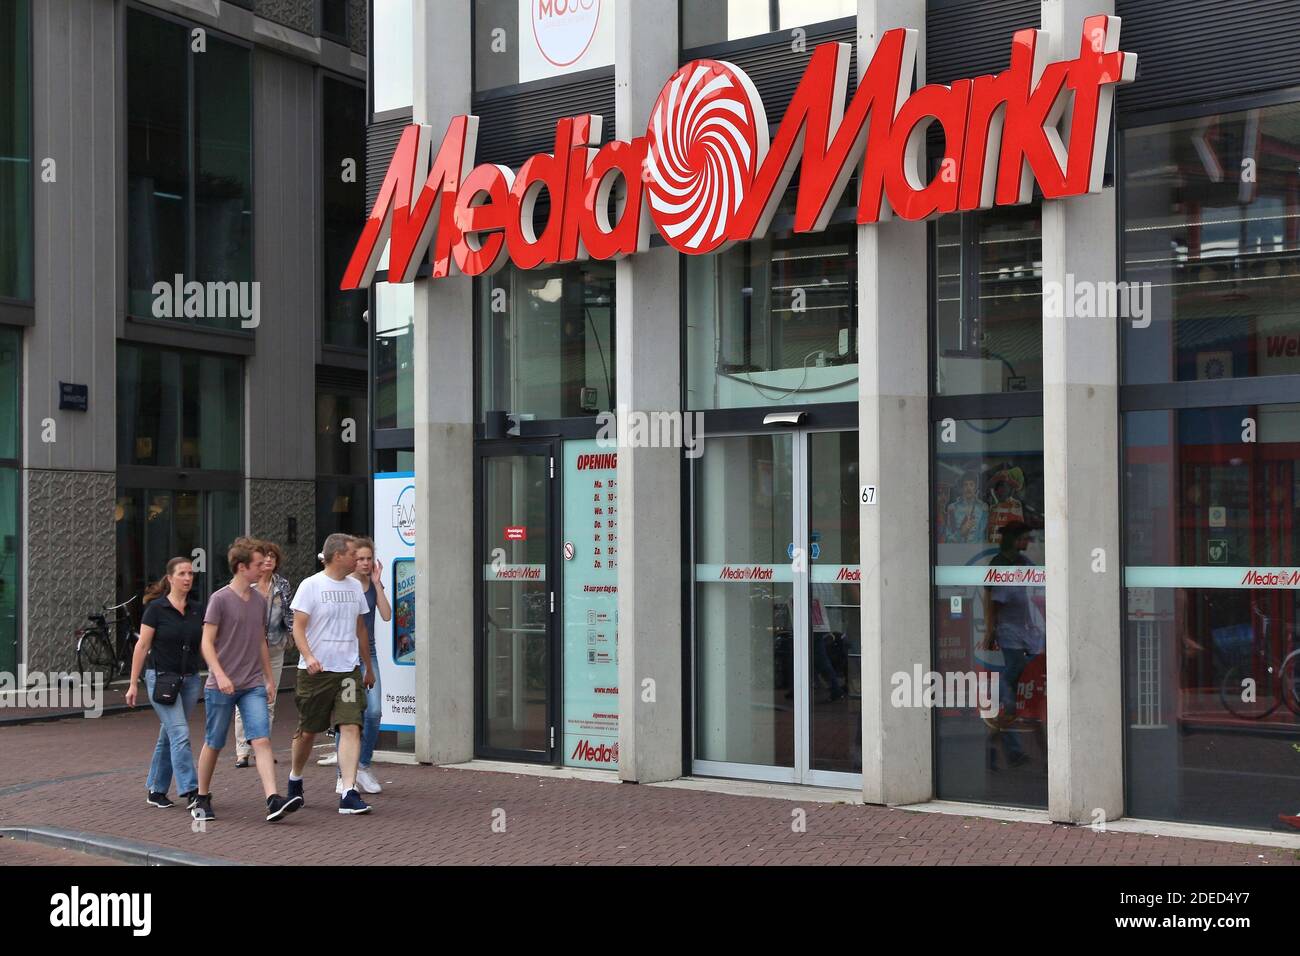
[192,540,301,823]
[286,533,376,814]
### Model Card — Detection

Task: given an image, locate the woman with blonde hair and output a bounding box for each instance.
[126,556,205,809]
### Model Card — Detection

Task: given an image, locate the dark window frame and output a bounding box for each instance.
[0,325,22,672]
[123,2,256,334]
[319,68,368,355]
[0,0,33,312]
[318,0,349,45]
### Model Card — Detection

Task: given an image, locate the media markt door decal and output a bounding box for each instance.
[563,441,619,768]
[374,472,417,731]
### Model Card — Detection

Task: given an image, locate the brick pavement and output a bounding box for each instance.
[1,703,1297,866]
[0,836,124,866]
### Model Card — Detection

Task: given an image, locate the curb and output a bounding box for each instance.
[0,704,135,727]
[0,826,241,867]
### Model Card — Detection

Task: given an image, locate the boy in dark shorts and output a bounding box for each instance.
[192,540,300,823]
[286,533,376,814]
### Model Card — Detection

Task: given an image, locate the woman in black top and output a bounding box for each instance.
[126,556,206,809]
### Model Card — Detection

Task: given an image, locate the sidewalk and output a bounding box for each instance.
[1,703,1297,866]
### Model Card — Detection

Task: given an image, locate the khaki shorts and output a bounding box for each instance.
[295,667,365,734]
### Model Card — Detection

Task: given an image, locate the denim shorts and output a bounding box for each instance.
[204,684,270,749]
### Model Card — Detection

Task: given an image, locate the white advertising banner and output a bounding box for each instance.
[373,472,417,730]
[518,0,614,83]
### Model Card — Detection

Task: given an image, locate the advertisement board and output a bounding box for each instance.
[373,472,417,730]
[562,440,619,768]
[518,0,614,83]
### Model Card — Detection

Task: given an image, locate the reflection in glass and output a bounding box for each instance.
[373,0,414,113]
[1123,103,1300,385]
[808,431,860,774]
[933,204,1043,395]
[0,468,16,675]
[375,281,414,430]
[322,78,367,348]
[933,417,1047,808]
[482,455,550,753]
[696,434,795,768]
[479,263,615,422]
[682,0,855,47]
[687,219,857,409]
[1124,405,1300,829]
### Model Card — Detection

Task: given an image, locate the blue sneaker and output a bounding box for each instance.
[287,777,304,809]
[338,788,372,815]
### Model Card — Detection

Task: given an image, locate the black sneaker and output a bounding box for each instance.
[287,777,304,808]
[181,789,199,811]
[147,792,174,809]
[265,794,296,822]
[338,788,372,815]
[190,794,216,821]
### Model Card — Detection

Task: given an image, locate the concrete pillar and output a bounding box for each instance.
[614,0,683,784]
[856,0,933,806]
[1040,0,1124,823]
[412,0,475,765]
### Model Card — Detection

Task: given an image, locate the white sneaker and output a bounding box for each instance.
[335,774,346,795]
[317,752,338,766]
[355,766,383,794]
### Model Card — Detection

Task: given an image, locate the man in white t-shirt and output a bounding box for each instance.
[285,533,376,815]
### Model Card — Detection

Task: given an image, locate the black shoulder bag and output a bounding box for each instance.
[152,628,190,706]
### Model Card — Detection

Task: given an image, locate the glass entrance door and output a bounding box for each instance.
[693,429,861,787]
[476,443,556,761]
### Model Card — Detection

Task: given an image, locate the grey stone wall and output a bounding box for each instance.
[249,479,317,589]
[349,0,367,54]
[255,0,315,35]
[25,470,116,673]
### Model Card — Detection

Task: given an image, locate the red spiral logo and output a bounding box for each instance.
[643,59,768,254]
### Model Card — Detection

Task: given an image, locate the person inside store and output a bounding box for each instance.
[981,521,1045,771]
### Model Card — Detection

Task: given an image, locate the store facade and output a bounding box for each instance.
[360,0,1300,833]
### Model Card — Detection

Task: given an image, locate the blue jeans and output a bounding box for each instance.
[145,670,203,796]
[994,647,1032,759]
[203,684,270,750]
[337,641,381,769]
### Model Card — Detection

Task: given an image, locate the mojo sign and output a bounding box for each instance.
[342,16,1135,288]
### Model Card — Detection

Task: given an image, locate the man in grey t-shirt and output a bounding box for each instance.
[191,539,301,824]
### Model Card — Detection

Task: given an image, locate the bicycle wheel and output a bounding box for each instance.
[112,630,139,683]
[1282,650,1300,717]
[1219,660,1281,719]
[76,628,117,685]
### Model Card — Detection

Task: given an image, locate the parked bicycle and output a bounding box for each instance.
[1218,607,1300,719]
[75,596,139,683]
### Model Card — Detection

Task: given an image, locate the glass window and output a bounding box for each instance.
[127,10,252,326]
[932,416,1047,808]
[1123,403,1300,829]
[377,449,415,473]
[116,488,240,615]
[117,344,242,471]
[933,204,1043,395]
[317,389,368,477]
[695,433,795,769]
[322,77,367,349]
[1123,102,1300,385]
[375,281,415,430]
[320,0,348,42]
[478,262,615,423]
[0,0,32,302]
[681,0,855,48]
[687,215,856,410]
[475,0,616,91]
[0,327,18,676]
[0,327,18,460]
[373,0,413,113]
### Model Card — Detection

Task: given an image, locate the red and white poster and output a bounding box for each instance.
[519,0,614,83]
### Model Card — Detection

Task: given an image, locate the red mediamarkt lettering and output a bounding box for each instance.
[342,16,1134,288]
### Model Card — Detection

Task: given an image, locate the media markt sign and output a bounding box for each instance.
[342,16,1136,289]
